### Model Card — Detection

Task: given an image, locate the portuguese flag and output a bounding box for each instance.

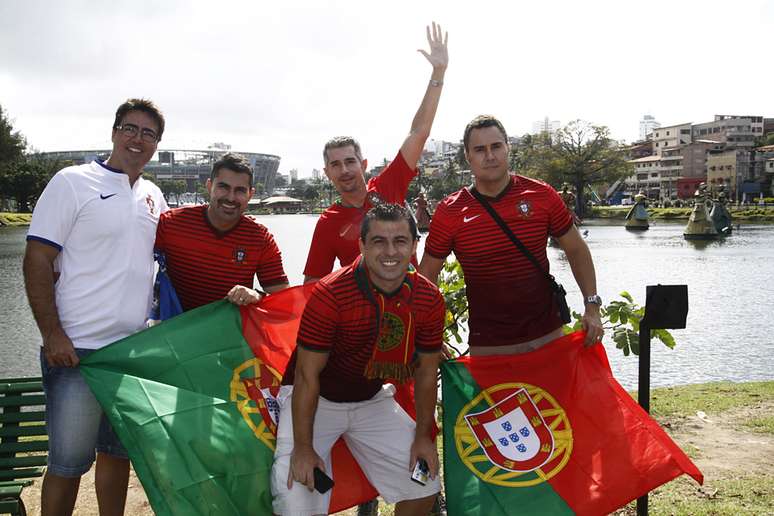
[441,331,703,515]
[80,285,377,515]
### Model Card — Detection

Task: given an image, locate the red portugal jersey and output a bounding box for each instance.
[283,260,444,402]
[303,151,416,278]
[154,205,288,311]
[425,175,573,347]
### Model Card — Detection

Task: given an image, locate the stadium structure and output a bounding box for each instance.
[37,148,281,193]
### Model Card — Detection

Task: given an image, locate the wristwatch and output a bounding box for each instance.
[584,294,602,306]
[429,79,443,87]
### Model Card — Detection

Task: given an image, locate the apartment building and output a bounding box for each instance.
[652,123,692,156]
[692,115,763,149]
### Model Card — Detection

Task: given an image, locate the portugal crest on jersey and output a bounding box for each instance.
[517,199,532,218]
[235,248,246,263]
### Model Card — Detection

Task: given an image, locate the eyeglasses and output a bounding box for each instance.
[115,123,159,143]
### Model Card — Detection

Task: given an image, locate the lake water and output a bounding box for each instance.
[2,216,773,390]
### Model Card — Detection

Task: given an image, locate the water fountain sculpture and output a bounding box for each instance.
[683,183,718,240]
[709,187,733,236]
[624,191,649,231]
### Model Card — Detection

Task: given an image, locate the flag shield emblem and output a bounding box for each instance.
[455,382,573,487]
[465,387,554,472]
[231,358,283,449]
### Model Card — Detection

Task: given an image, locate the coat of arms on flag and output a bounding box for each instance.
[463,386,561,474]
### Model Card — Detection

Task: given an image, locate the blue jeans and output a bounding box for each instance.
[40,348,127,477]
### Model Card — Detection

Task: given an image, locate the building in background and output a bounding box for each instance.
[639,114,661,141]
[692,115,763,149]
[532,117,561,139]
[38,147,281,194]
[652,123,692,156]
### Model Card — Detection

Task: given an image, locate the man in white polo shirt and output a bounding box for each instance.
[24,98,167,516]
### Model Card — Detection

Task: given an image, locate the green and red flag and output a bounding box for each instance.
[441,331,703,515]
[80,285,377,515]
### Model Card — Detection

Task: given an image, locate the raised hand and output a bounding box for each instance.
[418,21,448,70]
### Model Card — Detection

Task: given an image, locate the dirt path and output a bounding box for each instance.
[662,400,774,479]
[20,402,774,515]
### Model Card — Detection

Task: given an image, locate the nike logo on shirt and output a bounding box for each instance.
[100,193,117,200]
[463,214,481,223]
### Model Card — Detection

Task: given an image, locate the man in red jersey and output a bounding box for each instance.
[272,204,444,515]
[303,22,449,283]
[419,115,603,355]
[155,153,289,311]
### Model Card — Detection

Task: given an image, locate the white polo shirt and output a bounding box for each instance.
[28,160,168,349]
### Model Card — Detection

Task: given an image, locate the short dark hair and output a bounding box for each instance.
[211,152,254,184]
[463,115,509,152]
[323,136,363,163]
[360,203,418,242]
[113,98,165,141]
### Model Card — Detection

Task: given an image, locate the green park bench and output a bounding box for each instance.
[0,377,48,516]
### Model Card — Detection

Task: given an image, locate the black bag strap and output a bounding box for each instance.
[469,187,560,290]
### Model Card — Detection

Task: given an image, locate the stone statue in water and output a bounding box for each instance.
[625,191,649,231]
[684,183,718,240]
[710,186,733,236]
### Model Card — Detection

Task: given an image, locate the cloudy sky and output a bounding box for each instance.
[1,0,772,177]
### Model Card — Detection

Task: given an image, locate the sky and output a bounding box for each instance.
[1,0,772,178]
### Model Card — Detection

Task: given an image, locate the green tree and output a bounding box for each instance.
[427,159,464,201]
[0,104,26,167]
[158,179,186,205]
[0,158,61,212]
[516,121,632,216]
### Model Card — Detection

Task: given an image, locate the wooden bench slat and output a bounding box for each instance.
[0,467,45,481]
[0,394,46,408]
[0,500,22,513]
[0,479,34,488]
[0,411,47,424]
[0,377,42,384]
[0,484,23,496]
[0,456,47,468]
[0,441,49,454]
[0,381,44,395]
[0,425,48,438]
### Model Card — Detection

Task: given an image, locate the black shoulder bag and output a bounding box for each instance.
[469,187,572,324]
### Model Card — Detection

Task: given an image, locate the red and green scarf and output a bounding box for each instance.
[354,256,417,383]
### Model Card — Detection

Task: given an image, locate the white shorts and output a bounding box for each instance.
[271,384,441,515]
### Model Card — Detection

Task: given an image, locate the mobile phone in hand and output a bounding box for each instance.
[313,467,334,494]
[411,458,429,486]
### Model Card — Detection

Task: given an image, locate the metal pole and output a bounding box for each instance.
[636,323,651,515]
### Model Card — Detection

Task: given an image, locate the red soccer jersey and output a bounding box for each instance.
[425,175,573,347]
[303,151,416,278]
[283,260,445,402]
[154,205,288,311]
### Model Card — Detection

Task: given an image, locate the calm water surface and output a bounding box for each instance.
[2,217,773,389]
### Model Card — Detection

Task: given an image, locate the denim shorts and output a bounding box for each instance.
[40,348,128,477]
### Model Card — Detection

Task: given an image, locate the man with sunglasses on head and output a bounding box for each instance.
[24,98,168,516]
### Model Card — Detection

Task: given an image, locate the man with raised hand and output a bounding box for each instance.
[24,98,168,516]
[272,204,444,516]
[154,152,289,312]
[419,115,604,356]
[304,22,449,283]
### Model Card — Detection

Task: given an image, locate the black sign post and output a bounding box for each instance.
[636,284,688,516]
